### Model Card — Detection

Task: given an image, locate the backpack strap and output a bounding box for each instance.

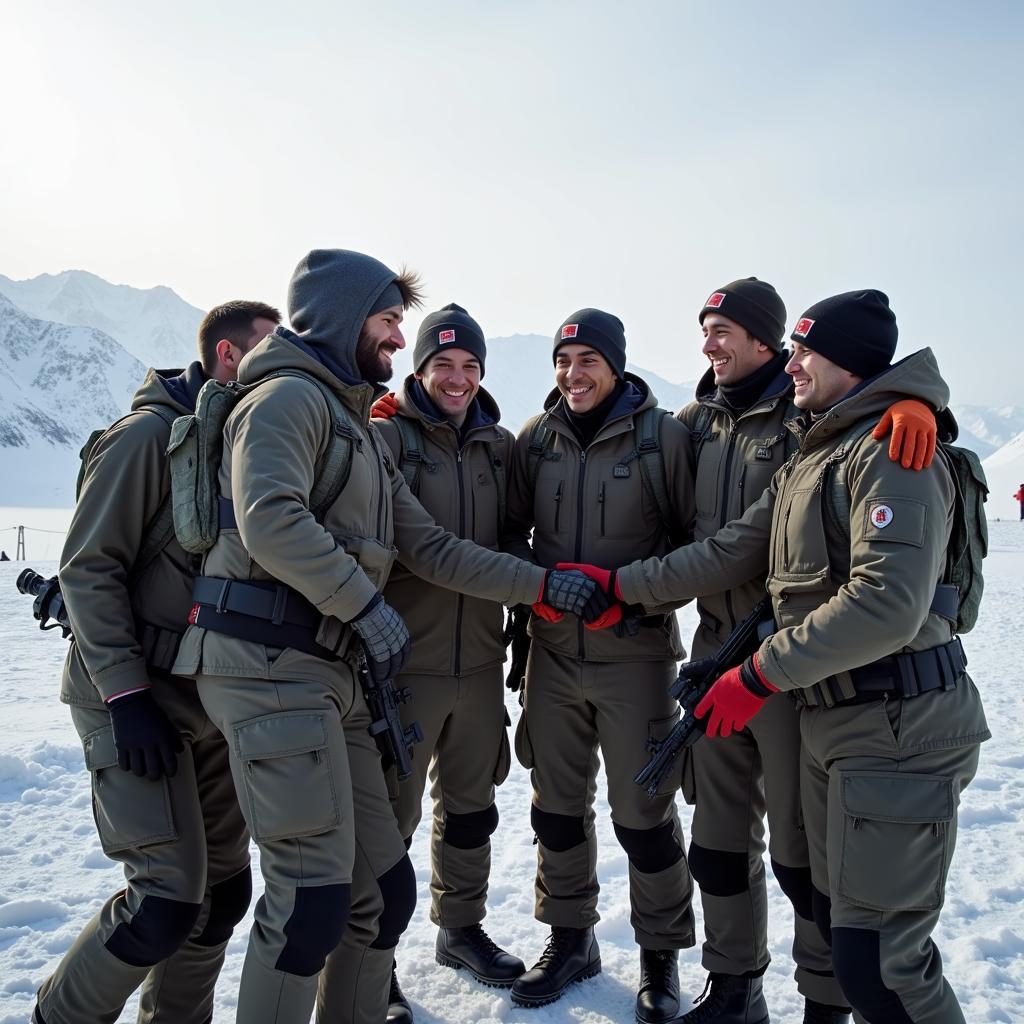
[634,407,677,542]
[526,413,560,494]
[131,404,181,579]
[822,420,877,537]
[392,415,435,495]
[689,402,716,466]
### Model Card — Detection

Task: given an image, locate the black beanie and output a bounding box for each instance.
[791,290,897,379]
[414,303,487,378]
[553,308,627,378]
[699,278,787,352]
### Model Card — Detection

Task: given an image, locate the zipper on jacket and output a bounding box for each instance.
[598,481,606,536]
[575,450,587,658]
[554,480,563,532]
[368,429,387,542]
[783,506,792,571]
[719,419,739,529]
[454,446,466,676]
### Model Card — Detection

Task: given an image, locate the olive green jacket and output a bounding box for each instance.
[61,366,203,707]
[620,349,989,729]
[678,363,798,653]
[504,374,697,664]
[375,377,512,677]
[173,335,545,686]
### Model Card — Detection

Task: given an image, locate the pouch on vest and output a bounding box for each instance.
[166,370,358,555]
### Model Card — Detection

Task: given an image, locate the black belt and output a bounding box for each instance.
[800,637,966,707]
[190,576,339,661]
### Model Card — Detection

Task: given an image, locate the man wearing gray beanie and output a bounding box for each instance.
[371,302,527,1009]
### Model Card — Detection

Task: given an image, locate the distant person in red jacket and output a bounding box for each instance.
[1015,482,1024,519]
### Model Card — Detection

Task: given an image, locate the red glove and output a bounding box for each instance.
[695,654,778,738]
[555,562,624,600]
[531,601,564,623]
[872,399,937,471]
[371,392,400,420]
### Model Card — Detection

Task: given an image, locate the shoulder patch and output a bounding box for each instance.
[859,496,927,547]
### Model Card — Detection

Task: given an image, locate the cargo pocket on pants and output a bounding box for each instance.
[514,708,534,770]
[494,710,512,785]
[83,725,178,854]
[648,710,683,796]
[234,711,341,842]
[837,771,954,912]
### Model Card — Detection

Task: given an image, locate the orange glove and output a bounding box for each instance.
[695,654,778,738]
[371,392,400,420]
[531,602,564,623]
[872,399,937,470]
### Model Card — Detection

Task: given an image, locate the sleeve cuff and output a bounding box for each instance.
[92,657,152,702]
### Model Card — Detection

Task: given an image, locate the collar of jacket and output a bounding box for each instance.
[694,351,793,420]
[134,361,207,416]
[393,374,504,444]
[237,328,384,423]
[785,347,954,453]
[540,372,654,446]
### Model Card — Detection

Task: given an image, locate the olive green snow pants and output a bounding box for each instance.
[799,678,988,1023]
[515,643,694,950]
[197,669,411,1024]
[688,672,844,1005]
[36,675,251,1024]
[393,665,511,927]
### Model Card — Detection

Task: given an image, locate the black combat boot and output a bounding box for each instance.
[636,948,680,1023]
[509,925,602,1007]
[680,972,770,1023]
[387,962,413,1024]
[435,923,526,987]
[802,999,851,1023]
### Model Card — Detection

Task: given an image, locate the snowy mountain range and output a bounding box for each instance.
[0,270,1021,513]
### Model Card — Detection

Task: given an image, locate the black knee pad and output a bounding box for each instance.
[614,819,684,875]
[687,841,749,897]
[531,805,586,853]
[831,927,914,1024]
[370,854,417,950]
[771,859,813,921]
[194,866,253,947]
[811,885,833,947]
[105,895,202,967]
[276,883,352,976]
[443,804,499,850]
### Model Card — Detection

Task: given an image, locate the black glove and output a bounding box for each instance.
[350,593,411,683]
[542,569,609,622]
[504,605,532,692]
[107,689,184,781]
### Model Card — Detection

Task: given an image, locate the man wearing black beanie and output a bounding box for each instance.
[371,303,527,1010]
[571,281,940,1024]
[608,290,987,1024]
[503,309,699,1023]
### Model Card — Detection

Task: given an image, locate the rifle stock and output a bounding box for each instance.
[634,597,772,797]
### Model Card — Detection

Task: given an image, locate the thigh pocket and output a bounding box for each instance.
[234,711,341,842]
[648,711,683,796]
[494,711,512,786]
[83,726,177,854]
[837,771,954,912]
[514,709,534,770]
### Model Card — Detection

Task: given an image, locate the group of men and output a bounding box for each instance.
[34,248,988,1024]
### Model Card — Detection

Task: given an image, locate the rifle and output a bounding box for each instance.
[16,568,73,640]
[634,596,773,797]
[356,652,424,781]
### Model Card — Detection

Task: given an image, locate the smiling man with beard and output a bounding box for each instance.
[171,251,603,1024]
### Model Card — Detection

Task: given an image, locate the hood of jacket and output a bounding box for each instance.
[133,361,207,415]
[236,329,382,421]
[793,347,955,452]
[282,248,400,386]
[394,373,503,438]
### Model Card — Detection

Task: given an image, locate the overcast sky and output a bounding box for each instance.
[3,0,1021,403]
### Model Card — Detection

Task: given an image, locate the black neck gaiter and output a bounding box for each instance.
[718,350,788,414]
[563,380,627,450]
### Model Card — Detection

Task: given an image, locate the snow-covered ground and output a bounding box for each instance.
[1,523,1022,1023]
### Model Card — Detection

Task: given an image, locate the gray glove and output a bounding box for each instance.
[350,594,411,683]
[542,569,609,621]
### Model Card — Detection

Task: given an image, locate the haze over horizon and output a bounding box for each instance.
[3,0,1021,404]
